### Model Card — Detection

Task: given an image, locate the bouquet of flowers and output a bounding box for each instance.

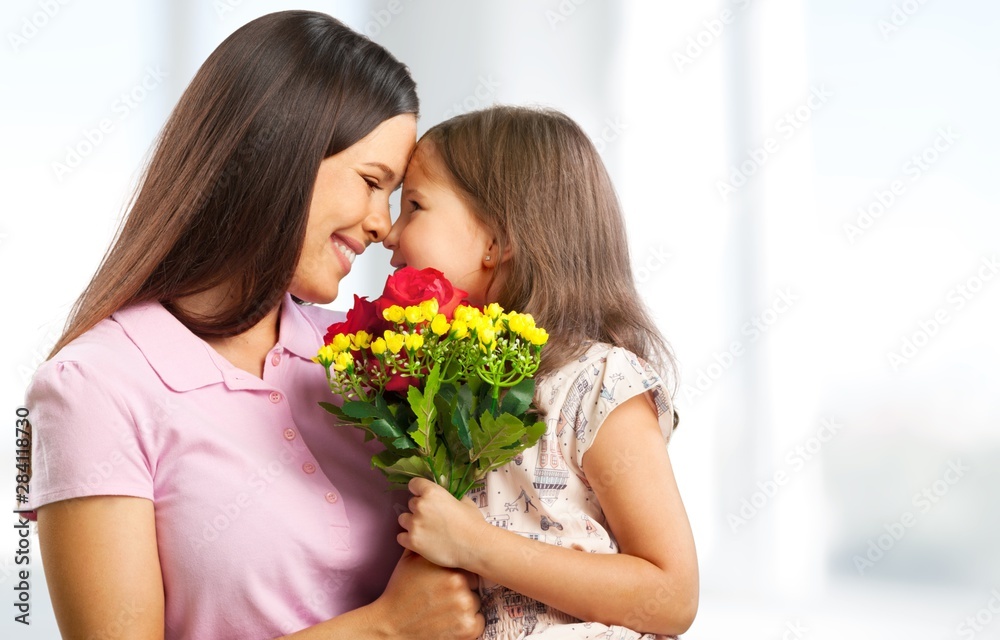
[314,267,548,499]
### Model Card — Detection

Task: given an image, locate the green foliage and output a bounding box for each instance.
[331,363,545,498]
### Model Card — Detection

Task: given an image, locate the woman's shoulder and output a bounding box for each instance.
[45,314,141,369]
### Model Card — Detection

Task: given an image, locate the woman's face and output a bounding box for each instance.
[383,141,497,306]
[289,114,417,304]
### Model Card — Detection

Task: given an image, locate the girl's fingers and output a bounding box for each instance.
[408,476,436,495]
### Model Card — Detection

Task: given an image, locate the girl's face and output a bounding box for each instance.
[289,114,417,304]
[384,142,497,306]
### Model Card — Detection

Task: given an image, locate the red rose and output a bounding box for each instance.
[375,267,467,319]
[324,295,382,344]
[384,372,418,393]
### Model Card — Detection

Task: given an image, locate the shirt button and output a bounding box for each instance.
[271,353,281,366]
[324,491,338,504]
[283,428,295,441]
[303,462,316,474]
[269,391,282,404]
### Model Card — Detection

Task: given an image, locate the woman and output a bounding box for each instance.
[25,11,483,639]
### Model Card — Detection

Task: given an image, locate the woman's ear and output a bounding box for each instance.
[483,238,513,268]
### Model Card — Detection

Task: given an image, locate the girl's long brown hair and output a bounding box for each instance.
[49,10,419,357]
[421,106,679,405]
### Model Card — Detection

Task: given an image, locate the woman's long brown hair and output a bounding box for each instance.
[421,106,679,403]
[48,10,419,357]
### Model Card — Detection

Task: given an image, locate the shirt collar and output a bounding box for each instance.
[113,293,322,392]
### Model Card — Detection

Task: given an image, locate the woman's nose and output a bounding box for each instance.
[364,202,392,243]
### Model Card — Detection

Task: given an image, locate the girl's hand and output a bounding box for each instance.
[397,477,492,569]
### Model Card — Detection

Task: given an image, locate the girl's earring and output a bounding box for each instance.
[485,255,491,261]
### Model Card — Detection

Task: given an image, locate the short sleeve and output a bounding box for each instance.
[23,359,154,519]
[558,346,675,471]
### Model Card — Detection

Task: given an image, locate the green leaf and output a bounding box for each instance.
[451,384,474,450]
[470,411,528,466]
[520,419,547,449]
[500,377,535,417]
[372,454,434,482]
[390,436,416,450]
[369,418,405,440]
[407,364,441,454]
[318,401,346,418]
[341,401,383,420]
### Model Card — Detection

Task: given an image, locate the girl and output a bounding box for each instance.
[384,106,699,639]
[24,11,482,639]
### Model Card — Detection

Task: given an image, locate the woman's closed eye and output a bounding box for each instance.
[363,176,382,193]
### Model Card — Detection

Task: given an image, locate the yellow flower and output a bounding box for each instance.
[333,351,354,372]
[331,334,352,353]
[351,330,371,350]
[479,327,496,348]
[485,302,503,319]
[451,319,469,339]
[470,315,493,335]
[453,305,479,324]
[431,314,451,336]
[404,305,424,324]
[507,312,528,335]
[370,337,387,355]
[314,344,335,366]
[419,299,439,320]
[384,331,405,354]
[383,305,405,324]
[404,333,425,352]
[525,327,549,346]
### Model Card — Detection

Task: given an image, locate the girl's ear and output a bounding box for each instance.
[483,237,513,269]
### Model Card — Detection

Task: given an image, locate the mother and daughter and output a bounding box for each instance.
[25,10,697,640]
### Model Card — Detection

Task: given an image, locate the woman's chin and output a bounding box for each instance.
[288,283,339,306]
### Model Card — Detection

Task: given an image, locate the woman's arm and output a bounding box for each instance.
[398,394,699,636]
[280,551,483,640]
[40,497,483,640]
[38,497,166,639]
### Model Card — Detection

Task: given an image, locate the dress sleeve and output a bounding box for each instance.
[558,346,676,471]
[24,359,154,519]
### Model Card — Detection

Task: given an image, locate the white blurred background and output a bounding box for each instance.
[2,1,999,638]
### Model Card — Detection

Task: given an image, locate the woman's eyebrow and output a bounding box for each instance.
[363,162,396,183]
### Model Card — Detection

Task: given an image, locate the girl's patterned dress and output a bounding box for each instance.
[469,342,679,640]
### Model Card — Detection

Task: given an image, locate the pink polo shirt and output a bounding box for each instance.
[24,294,407,639]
